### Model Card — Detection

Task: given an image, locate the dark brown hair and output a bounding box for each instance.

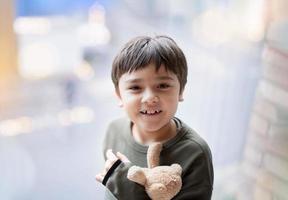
[111,35,187,93]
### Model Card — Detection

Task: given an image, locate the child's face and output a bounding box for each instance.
[116,63,183,134]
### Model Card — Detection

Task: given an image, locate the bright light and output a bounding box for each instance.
[77,23,111,46]
[14,17,51,35]
[70,107,95,123]
[74,61,95,81]
[77,3,111,46]
[192,8,235,46]
[89,3,106,24]
[242,0,266,42]
[192,2,266,45]
[58,106,95,126]
[0,117,33,137]
[19,42,59,79]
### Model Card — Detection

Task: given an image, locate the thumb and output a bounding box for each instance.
[116,152,130,163]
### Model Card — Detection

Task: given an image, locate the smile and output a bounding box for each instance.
[140,109,162,115]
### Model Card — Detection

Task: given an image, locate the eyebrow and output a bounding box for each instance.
[125,76,175,83]
[157,76,175,81]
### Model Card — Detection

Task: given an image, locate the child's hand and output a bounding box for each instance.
[96,149,130,183]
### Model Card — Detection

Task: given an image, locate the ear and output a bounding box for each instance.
[179,90,184,102]
[171,164,182,176]
[127,166,146,186]
[115,88,123,107]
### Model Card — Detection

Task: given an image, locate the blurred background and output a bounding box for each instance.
[0,0,287,199]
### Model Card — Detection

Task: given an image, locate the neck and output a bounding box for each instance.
[132,119,177,145]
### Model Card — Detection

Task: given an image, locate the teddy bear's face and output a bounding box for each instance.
[144,164,182,200]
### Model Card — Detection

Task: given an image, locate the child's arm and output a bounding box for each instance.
[175,161,213,199]
[97,150,212,200]
[173,145,214,200]
[96,150,150,199]
[95,149,130,183]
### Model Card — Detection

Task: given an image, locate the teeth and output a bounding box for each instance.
[141,110,161,115]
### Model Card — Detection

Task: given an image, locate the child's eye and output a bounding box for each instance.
[158,83,170,89]
[128,86,141,91]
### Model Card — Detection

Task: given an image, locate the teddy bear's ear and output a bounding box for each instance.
[171,164,182,175]
[127,166,146,186]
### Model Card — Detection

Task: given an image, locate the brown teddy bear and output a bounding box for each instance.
[127,142,182,200]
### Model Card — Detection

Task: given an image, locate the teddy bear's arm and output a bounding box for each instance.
[147,142,162,168]
[127,166,146,186]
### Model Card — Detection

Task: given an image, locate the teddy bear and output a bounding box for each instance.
[127,142,182,200]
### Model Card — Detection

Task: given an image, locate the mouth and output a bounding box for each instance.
[140,109,162,116]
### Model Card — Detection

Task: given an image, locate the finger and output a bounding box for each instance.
[104,159,114,172]
[95,173,104,182]
[116,152,130,163]
[106,149,117,160]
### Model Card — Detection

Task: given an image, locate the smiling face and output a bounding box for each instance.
[116,63,183,139]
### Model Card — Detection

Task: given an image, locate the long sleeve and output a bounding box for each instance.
[101,117,214,200]
[173,151,213,200]
[103,148,213,200]
[105,162,150,200]
[104,153,213,200]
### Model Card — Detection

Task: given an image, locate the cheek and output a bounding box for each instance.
[164,94,181,105]
[163,96,180,112]
[121,95,140,109]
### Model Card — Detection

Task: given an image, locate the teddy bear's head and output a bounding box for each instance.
[127,143,182,200]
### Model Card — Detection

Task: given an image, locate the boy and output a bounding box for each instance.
[96,35,213,199]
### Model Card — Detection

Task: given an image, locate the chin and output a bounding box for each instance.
[143,127,162,133]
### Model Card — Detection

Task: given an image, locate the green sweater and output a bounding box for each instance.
[102,117,213,200]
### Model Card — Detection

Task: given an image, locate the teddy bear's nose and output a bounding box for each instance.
[171,180,176,186]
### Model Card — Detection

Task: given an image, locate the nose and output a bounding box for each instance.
[142,89,159,104]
